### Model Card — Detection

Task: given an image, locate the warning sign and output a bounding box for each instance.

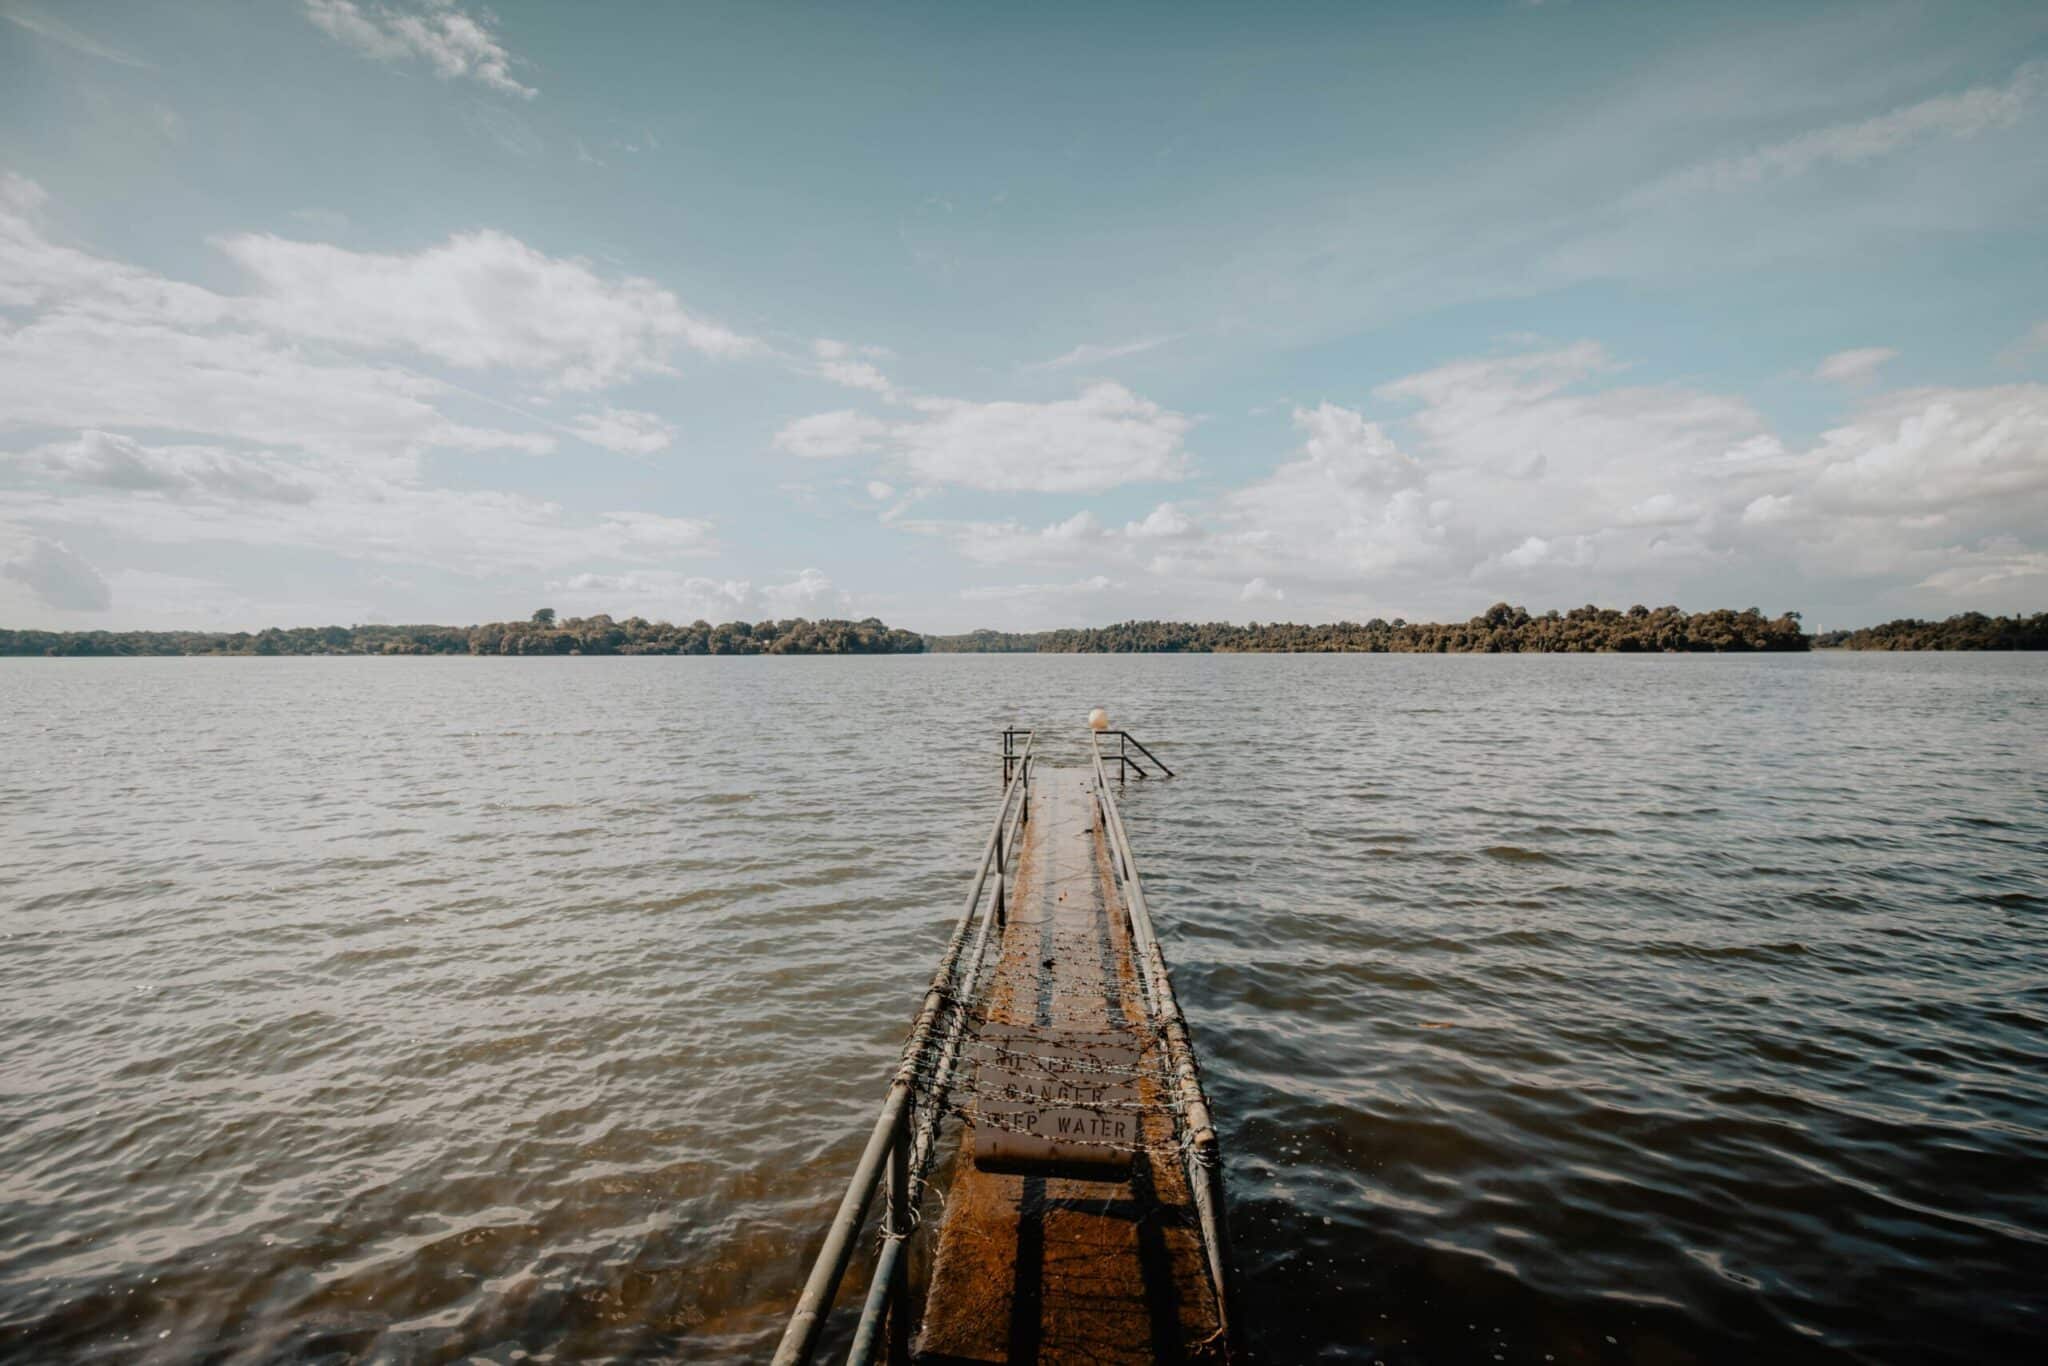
[965,1027,1143,1174]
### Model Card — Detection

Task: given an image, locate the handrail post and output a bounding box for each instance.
[996,812,1008,920]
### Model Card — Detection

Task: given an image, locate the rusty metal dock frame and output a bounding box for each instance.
[771,725,1231,1364]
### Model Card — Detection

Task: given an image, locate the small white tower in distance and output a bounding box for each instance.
[1088,707,1110,732]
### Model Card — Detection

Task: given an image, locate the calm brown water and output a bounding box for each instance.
[1,654,2043,1363]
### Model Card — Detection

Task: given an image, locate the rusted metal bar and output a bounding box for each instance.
[886,1115,910,1363]
[1087,733,1228,1339]
[847,1229,905,1366]
[848,748,1029,1365]
[844,1107,912,1365]
[1105,730,1172,778]
[905,749,1025,1183]
[773,735,1033,1366]
[775,1086,908,1366]
[844,1107,910,1366]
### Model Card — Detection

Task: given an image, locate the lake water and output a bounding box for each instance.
[1,654,2043,1363]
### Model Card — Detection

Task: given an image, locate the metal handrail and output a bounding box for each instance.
[772,731,1033,1366]
[846,759,1030,1365]
[1099,729,1174,780]
[1088,732,1230,1341]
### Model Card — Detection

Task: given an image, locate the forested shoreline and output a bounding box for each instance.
[6,605,2044,657]
[0,612,926,656]
[1812,612,2048,650]
[928,604,1809,653]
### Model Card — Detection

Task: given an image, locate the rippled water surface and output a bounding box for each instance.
[2,654,2044,1363]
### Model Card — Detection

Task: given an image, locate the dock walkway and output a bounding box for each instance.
[917,764,1220,1361]
[772,729,1229,1366]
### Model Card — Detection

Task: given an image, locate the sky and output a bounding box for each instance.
[2,1,2045,634]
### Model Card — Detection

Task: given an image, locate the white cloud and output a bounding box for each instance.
[934,510,1108,567]
[0,179,724,605]
[567,408,675,456]
[1124,503,1195,540]
[1816,347,1898,384]
[1491,534,1596,572]
[1132,38,2048,366]
[1239,577,1284,603]
[2006,320,2048,361]
[20,482,717,580]
[759,567,838,616]
[1023,336,1173,373]
[778,383,1191,493]
[865,480,896,501]
[781,348,1193,492]
[545,567,842,620]
[893,340,2048,622]
[0,312,552,466]
[820,358,892,393]
[1799,385,2048,518]
[21,431,315,503]
[1204,404,1447,584]
[2,537,111,611]
[1376,344,1762,559]
[0,170,47,217]
[550,571,747,620]
[810,339,896,396]
[1622,493,1705,526]
[221,229,755,389]
[961,575,1114,602]
[1742,493,1795,525]
[2,3,147,67]
[594,511,716,555]
[1637,60,2044,201]
[1288,401,1423,494]
[775,409,889,459]
[898,384,1190,492]
[303,0,535,98]
[1916,548,2048,596]
[0,181,750,488]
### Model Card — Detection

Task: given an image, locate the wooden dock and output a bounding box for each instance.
[772,729,1229,1366]
[916,764,1222,1361]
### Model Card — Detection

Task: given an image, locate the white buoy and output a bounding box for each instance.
[1088,707,1110,732]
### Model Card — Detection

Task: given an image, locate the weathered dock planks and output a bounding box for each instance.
[915,765,1223,1362]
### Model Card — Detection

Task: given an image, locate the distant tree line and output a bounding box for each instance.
[1813,611,2048,650]
[925,604,1810,653]
[0,611,928,657]
[17,603,2038,657]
